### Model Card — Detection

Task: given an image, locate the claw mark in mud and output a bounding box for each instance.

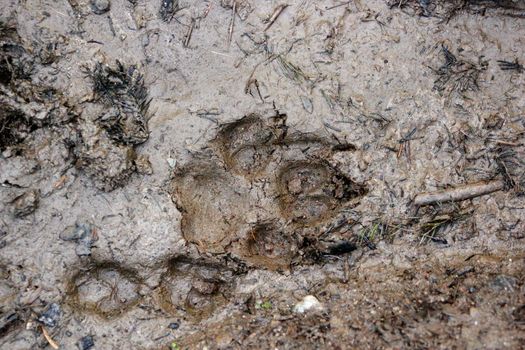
[170,113,367,270]
[67,262,143,319]
[156,257,234,321]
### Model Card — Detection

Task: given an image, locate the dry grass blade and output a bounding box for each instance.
[275,55,312,86]
[419,211,470,244]
[497,59,524,73]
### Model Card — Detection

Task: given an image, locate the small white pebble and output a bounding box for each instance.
[166,157,177,168]
[293,295,323,314]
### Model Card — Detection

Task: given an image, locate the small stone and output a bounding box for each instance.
[37,303,60,328]
[59,223,97,256]
[91,0,110,14]
[166,157,176,168]
[168,322,179,330]
[78,335,95,350]
[59,224,90,241]
[2,148,12,158]
[293,295,324,314]
[12,190,39,218]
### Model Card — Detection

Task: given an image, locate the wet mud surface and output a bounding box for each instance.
[1,0,525,349]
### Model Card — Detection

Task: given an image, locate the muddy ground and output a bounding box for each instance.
[1,0,525,349]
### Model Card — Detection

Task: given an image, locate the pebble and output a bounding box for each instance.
[37,303,60,328]
[59,223,98,257]
[293,295,324,314]
[91,0,110,14]
[59,223,90,241]
[78,335,95,350]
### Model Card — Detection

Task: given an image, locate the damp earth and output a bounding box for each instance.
[1,0,525,349]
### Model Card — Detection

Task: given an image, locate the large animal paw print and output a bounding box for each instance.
[170,113,367,270]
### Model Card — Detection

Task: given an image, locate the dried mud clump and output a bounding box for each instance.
[67,262,143,319]
[170,113,367,270]
[156,257,235,321]
[74,61,151,191]
[74,123,139,191]
[0,21,75,152]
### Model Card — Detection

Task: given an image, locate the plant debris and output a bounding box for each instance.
[386,0,525,19]
[90,61,150,146]
[497,59,524,73]
[431,45,488,100]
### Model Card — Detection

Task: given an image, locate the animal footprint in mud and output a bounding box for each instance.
[67,263,143,319]
[156,258,233,321]
[170,113,367,269]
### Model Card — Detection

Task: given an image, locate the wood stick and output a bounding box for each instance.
[264,4,288,31]
[41,326,59,349]
[183,18,195,48]
[413,180,505,206]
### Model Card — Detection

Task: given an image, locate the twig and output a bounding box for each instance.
[41,326,59,349]
[183,18,195,48]
[326,1,351,10]
[413,180,505,206]
[264,4,289,31]
[203,2,212,18]
[228,1,236,46]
